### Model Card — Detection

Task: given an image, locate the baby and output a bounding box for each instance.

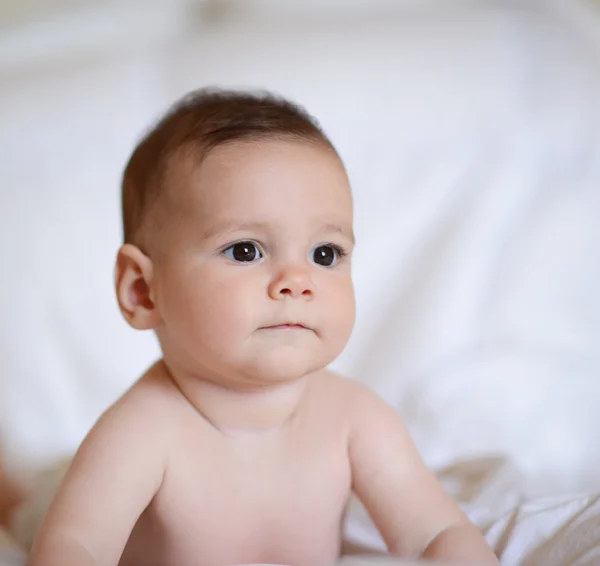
[27,89,498,566]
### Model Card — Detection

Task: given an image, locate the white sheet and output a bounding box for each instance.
[346,457,600,565]
[0,530,23,566]
[8,456,600,565]
[2,0,599,495]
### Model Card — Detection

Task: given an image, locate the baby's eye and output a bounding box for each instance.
[223,241,263,263]
[312,245,344,267]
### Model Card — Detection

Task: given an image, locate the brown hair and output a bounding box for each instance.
[121,87,337,246]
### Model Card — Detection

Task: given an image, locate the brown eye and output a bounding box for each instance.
[312,245,338,267]
[223,242,262,263]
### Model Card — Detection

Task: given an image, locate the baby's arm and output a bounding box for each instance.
[348,384,498,565]
[28,387,169,566]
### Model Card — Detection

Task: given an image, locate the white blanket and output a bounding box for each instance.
[2,0,599,495]
[4,457,600,565]
[346,457,600,565]
[0,530,23,566]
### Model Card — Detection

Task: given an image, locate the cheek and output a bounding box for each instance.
[163,267,261,340]
[320,276,356,337]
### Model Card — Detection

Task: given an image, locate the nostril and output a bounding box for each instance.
[280,288,292,296]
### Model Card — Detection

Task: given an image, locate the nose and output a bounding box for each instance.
[268,265,315,300]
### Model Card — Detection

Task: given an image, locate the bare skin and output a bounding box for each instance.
[27,140,498,566]
[0,457,25,527]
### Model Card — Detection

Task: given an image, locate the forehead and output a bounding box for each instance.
[175,139,353,229]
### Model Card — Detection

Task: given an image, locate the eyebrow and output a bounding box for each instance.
[201,221,270,240]
[321,223,356,244]
[202,220,355,244]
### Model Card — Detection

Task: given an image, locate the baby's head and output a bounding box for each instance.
[116,88,355,388]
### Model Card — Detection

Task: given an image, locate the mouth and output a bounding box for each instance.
[261,323,310,331]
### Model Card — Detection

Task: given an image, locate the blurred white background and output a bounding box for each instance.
[1,0,600,500]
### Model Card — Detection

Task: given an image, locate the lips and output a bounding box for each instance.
[262,323,308,330]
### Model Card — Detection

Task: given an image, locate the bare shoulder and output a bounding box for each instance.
[29,362,186,565]
[314,371,399,438]
[318,371,393,414]
[100,361,182,429]
[75,361,185,469]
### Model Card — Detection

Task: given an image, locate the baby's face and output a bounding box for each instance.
[153,140,355,387]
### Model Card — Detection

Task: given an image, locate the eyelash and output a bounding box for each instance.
[321,242,348,259]
[220,241,349,260]
[220,239,264,254]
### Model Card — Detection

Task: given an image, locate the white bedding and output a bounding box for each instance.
[347,457,600,565]
[1,2,600,565]
[5,457,600,565]
[0,530,23,565]
[2,0,599,493]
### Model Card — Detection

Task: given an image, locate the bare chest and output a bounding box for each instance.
[123,425,352,566]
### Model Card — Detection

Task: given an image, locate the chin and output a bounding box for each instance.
[245,350,328,384]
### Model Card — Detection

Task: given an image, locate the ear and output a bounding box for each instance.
[115,244,161,330]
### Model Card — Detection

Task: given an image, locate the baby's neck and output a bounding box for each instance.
[160,360,313,433]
